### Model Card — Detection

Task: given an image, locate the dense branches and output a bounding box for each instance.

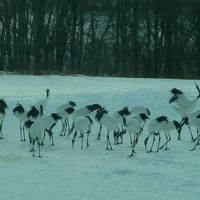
[0,0,199,78]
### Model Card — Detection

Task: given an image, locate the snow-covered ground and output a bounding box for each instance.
[0,75,200,200]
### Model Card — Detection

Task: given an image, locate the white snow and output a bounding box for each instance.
[0,75,200,200]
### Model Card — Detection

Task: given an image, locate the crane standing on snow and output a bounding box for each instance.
[169,82,200,141]
[0,99,8,139]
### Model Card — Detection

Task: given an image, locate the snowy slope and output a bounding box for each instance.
[0,75,200,200]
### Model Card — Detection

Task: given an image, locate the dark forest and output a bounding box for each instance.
[0,0,200,78]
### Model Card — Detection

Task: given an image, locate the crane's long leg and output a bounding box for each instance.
[64,118,70,136]
[164,132,169,150]
[188,126,195,141]
[41,130,46,145]
[178,118,185,140]
[113,131,117,145]
[97,123,102,140]
[60,120,64,136]
[157,133,161,152]
[118,127,125,144]
[63,119,68,136]
[166,132,171,149]
[193,129,200,142]
[149,134,155,152]
[178,120,182,140]
[119,125,124,144]
[66,118,71,133]
[194,134,200,142]
[28,133,33,151]
[51,132,54,146]
[106,131,109,150]
[144,136,149,152]
[190,138,200,151]
[63,118,70,136]
[68,123,74,137]
[22,123,26,141]
[37,139,41,158]
[81,132,84,149]
[159,131,168,150]
[106,131,112,150]
[72,131,77,148]
[32,140,35,157]
[160,131,171,150]
[47,123,56,146]
[129,134,136,157]
[0,122,3,139]
[119,131,124,144]
[20,121,23,141]
[129,140,136,157]
[138,122,145,139]
[129,132,133,145]
[86,130,90,148]
[108,132,112,150]
[136,127,143,144]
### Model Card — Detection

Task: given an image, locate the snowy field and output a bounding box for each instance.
[0,75,200,200]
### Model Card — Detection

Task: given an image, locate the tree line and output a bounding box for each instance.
[0,0,200,78]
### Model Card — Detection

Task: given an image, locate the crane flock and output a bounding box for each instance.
[1,83,200,158]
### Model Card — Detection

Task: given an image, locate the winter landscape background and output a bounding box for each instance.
[0,75,200,200]
[1,0,200,199]
[0,0,200,78]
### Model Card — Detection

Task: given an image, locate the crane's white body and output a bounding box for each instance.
[100,114,119,132]
[72,107,92,120]
[74,117,92,132]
